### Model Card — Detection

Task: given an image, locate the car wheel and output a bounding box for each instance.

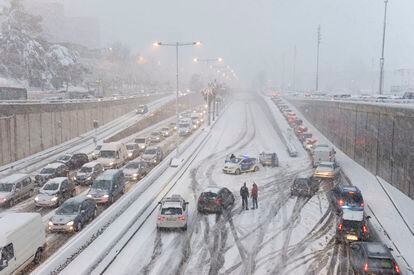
[75,222,82,232]
[254,166,259,172]
[93,208,97,218]
[235,169,241,175]
[109,196,114,205]
[182,224,188,231]
[33,248,43,264]
[71,190,76,197]
[9,199,15,207]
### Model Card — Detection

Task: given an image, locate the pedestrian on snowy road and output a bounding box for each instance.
[251,182,258,209]
[240,182,249,210]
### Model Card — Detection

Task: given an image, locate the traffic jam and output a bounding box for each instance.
[0,103,207,273]
[270,94,402,275]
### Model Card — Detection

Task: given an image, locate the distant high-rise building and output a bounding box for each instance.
[24,0,100,49]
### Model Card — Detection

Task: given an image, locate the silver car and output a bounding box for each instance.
[35,177,75,207]
[141,146,163,165]
[157,195,189,231]
[0,174,34,207]
[123,161,151,181]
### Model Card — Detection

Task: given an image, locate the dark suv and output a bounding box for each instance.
[291,176,319,197]
[57,153,89,170]
[35,163,69,186]
[87,169,125,204]
[197,186,235,214]
[336,209,370,243]
[329,185,364,214]
[350,242,401,274]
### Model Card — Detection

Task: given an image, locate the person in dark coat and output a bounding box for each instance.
[240,182,249,210]
[251,183,258,209]
[230,153,236,160]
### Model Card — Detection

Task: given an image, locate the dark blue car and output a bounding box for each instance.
[329,185,364,214]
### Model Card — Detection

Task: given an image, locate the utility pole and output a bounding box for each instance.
[316,25,322,92]
[379,0,389,95]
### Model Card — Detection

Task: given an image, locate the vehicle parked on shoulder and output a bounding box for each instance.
[336,209,370,243]
[56,153,89,170]
[141,146,163,165]
[350,242,401,274]
[123,161,151,181]
[136,104,148,114]
[329,185,364,213]
[197,186,235,214]
[290,175,319,197]
[223,156,260,175]
[48,197,97,233]
[35,163,69,186]
[74,161,103,185]
[87,169,125,204]
[313,161,340,179]
[259,152,279,167]
[149,131,163,143]
[125,143,140,160]
[156,195,189,231]
[34,177,75,207]
[0,213,45,274]
[134,137,150,151]
[0,174,34,208]
[97,142,128,170]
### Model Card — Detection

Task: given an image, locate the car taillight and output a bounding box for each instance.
[338,223,343,231]
[178,216,186,221]
[364,263,368,272]
[215,198,222,205]
[361,202,364,207]
[394,262,401,274]
[362,225,367,234]
[157,216,165,221]
[338,199,344,206]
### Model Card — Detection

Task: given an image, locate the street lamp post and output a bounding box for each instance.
[193,57,223,126]
[153,41,201,157]
[379,0,389,95]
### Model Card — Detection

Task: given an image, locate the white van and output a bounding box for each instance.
[98,142,128,170]
[312,146,336,167]
[0,213,45,275]
[178,118,193,136]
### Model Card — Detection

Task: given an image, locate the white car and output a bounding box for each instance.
[313,161,340,179]
[156,195,188,231]
[223,156,260,175]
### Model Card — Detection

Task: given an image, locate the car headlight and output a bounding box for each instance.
[109,162,114,166]
[34,196,39,202]
[128,153,133,157]
[87,176,91,180]
[2,197,8,202]
[66,221,74,226]
[87,194,92,198]
[103,194,109,198]
[133,173,138,178]
[48,221,53,226]
[74,177,77,181]
[139,145,145,148]
[51,196,58,202]
[152,159,157,163]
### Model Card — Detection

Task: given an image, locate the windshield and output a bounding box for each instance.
[151,132,159,136]
[57,155,71,162]
[318,163,333,169]
[144,149,156,155]
[100,150,116,158]
[161,207,182,215]
[80,167,93,173]
[43,182,60,191]
[229,158,242,163]
[179,123,189,128]
[201,192,217,199]
[162,128,169,131]
[344,193,363,204]
[126,144,136,150]
[40,168,55,174]
[368,258,393,269]
[0,183,14,192]
[135,138,145,143]
[125,163,141,169]
[95,145,102,150]
[294,179,309,187]
[92,180,111,190]
[56,201,80,215]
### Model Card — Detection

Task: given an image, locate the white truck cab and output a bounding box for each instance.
[97,142,128,170]
[0,213,45,275]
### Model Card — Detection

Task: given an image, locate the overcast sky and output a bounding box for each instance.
[61,0,414,91]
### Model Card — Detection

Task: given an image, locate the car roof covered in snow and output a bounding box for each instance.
[82,160,101,168]
[44,162,66,169]
[0,213,41,245]
[45,177,67,184]
[363,242,391,258]
[341,209,364,221]
[161,201,182,209]
[203,186,221,194]
[0,173,30,184]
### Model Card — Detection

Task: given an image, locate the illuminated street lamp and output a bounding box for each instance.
[153,41,201,158]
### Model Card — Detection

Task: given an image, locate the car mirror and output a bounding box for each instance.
[158,201,161,205]
[388,247,394,251]
[366,215,371,219]
[185,202,189,205]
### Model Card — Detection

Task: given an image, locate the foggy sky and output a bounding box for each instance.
[62,0,414,91]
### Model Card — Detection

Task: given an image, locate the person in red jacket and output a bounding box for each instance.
[251,183,258,209]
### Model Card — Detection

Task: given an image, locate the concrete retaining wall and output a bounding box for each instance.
[0,95,162,166]
[290,99,414,199]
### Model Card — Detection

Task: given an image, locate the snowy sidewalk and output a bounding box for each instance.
[281,98,414,274]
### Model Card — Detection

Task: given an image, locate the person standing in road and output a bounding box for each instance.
[251,182,258,209]
[240,182,249,210]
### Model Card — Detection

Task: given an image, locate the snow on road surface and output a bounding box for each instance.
[98,92,342,275]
